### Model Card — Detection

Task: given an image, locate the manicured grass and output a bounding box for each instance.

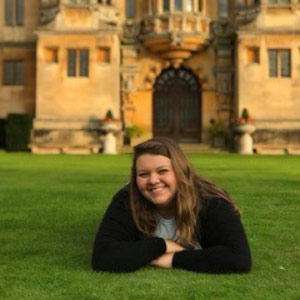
[0,152,299,300]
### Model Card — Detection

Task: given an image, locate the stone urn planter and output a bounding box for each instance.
[101,121,121,154]
[234,123,256,154]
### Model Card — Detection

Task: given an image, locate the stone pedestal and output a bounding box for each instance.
[234,123,256,154]
[101,122,121,154]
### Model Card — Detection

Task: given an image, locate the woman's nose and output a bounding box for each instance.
[149,173,159,184]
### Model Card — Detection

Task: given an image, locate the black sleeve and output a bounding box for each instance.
[91,188,166,273]
[172,199,252,274]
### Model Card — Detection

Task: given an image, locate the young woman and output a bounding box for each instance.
[92,137,251,273]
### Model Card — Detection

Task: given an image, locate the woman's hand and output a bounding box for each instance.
[151,253,174,269]
[150,240,186,269]
[165,239,186,254]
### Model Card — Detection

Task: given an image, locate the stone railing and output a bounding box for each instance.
[261,0,300,11]
[142,13,210,38]
[140,13,210,63]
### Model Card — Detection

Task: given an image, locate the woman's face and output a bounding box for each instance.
[136,154,177,210]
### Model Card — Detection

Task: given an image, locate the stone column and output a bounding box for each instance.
[202,0,207,15]
[170,0,175,12]
[157,0,163,14]
[194,0,199,13]
[149,0,153,15]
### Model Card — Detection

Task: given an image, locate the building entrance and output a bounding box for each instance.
[153,67,201,142]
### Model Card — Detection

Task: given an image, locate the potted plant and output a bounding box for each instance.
[208,119,229,148]
[124,124,146,146]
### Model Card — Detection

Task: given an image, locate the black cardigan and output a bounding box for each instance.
[92,187,252,273]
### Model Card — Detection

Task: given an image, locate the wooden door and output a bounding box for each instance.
[153,67,201,142]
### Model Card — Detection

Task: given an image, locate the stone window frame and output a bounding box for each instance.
[246,47,260,64]
[97,0,113,4]
[3,60,25,86]
[151,0,203,14]
[126,0,135,19]
[68,0,90,5]
[97,47,111,64]
[268,49,291,78]
[268,0,291,4]
[219,0,229,18]
[5,0,24,26]
[45,47,59,64]
[67,49,89,78]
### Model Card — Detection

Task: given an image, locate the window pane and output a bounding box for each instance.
[5,0,13,25]
[198,0,202,11]
[268,0,277,3]
[279,0,290,3]
[68,50,77,77]
[219,0,228,18]
[80,0,90,4]
[163,0,170,12]
[184,0,193,12]
[175,0,182,11]
[80,50,89,77]
[126,0,135,18]
[268,50,278,77]
[16,0,24,25]
[3,62,14,85]
[15,62,24,85]
[280,50,291,77]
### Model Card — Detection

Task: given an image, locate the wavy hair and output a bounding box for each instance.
[129,137,238,247]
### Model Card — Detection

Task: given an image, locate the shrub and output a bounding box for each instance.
[5,114,33,151]
[124,124,146,145]
[0,119,5,149]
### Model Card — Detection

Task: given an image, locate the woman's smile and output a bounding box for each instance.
[136,154,177,211]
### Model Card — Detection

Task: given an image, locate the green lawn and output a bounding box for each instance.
[0,152,299,300]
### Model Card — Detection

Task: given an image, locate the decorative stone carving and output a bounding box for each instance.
[141,14,211,63]
[211,20,235,97]
[211,20,235,43]
[122,21,141,44]
[170,31,184,47]
[96,7,119,28]
[121,74,136,93]
[40,0,60,25]
[235,4,261,26]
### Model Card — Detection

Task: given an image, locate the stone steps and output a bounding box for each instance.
[254,144,300,155]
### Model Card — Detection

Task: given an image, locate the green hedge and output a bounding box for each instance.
[5,114,33,151]
[0,119,5,149]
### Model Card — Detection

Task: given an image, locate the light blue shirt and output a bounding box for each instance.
[154,214,202,250]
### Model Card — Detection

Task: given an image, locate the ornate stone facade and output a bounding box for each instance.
[1,0,300,153]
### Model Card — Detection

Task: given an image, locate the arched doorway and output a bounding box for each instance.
[153,67,201,142]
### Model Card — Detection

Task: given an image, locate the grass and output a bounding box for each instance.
[0,152,299,300]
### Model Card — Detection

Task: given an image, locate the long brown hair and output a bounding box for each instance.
[129,137,238,246]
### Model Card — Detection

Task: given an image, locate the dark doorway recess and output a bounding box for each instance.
[153,67,201,142]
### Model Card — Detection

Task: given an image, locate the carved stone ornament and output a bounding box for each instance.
[235,4,260,26]
[122,22,140,44]
[211,20,235,40]
[217,73,232,94]
[40,0,60,25]
[170,31,184,47]
[121,73,136,93]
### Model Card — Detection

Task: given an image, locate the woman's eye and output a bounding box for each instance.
[159,169,168,174]
[138,173,148,178]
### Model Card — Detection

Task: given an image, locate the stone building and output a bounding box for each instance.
[0,0,299,153]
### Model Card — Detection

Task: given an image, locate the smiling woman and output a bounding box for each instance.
[92,137,252,273]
